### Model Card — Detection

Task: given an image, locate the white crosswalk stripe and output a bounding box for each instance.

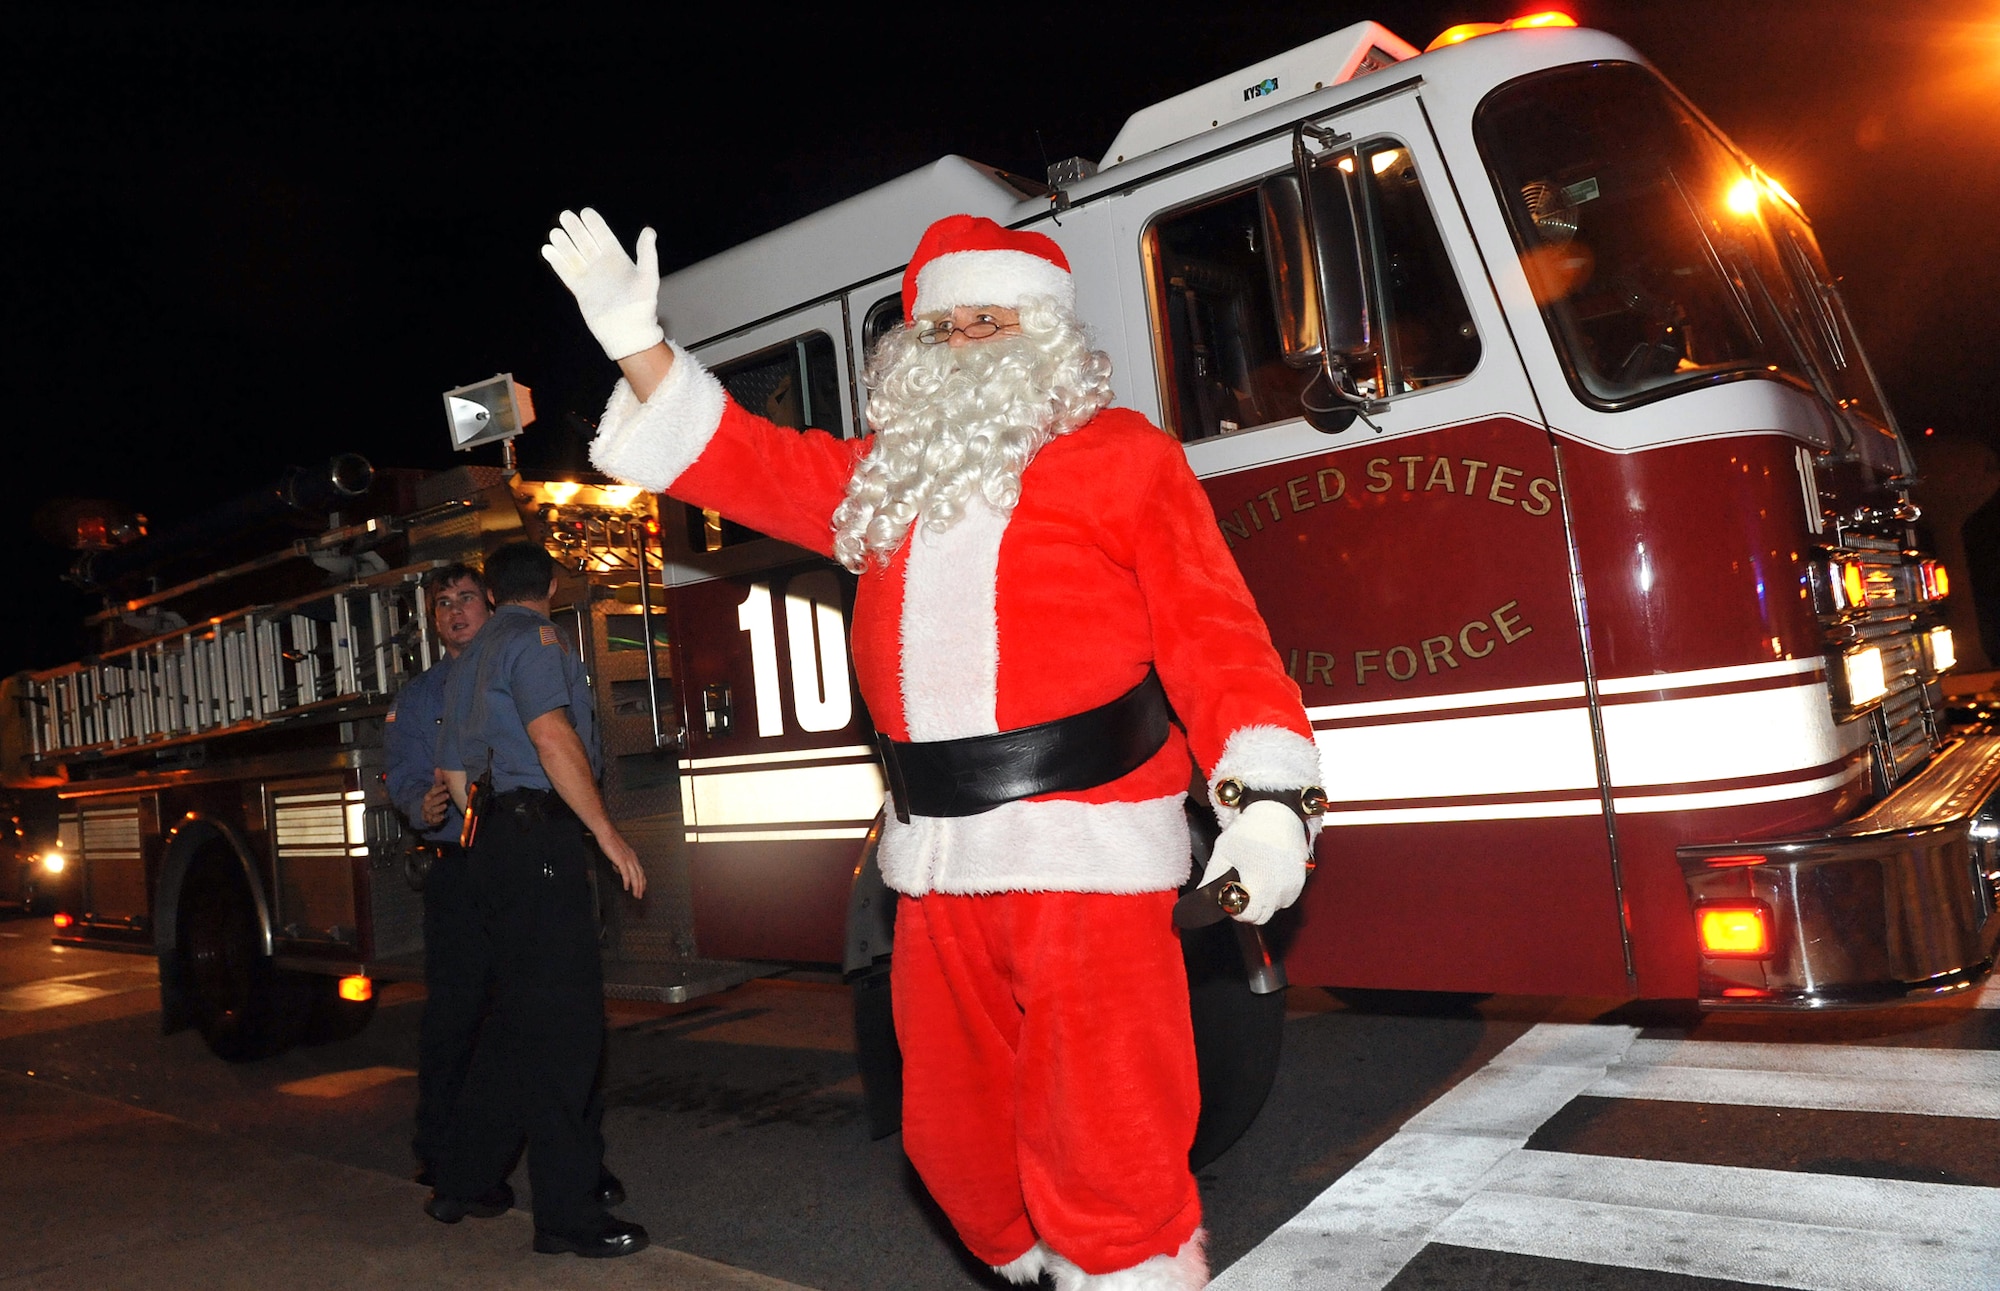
[1213,1016,2000,1291]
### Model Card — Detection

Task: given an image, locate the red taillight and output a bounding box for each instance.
[1698,904,1771,957]
[337,975,373,1003]
[51,912,72,929]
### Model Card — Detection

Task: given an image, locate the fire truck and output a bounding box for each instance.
[11,13,1994,1156]
[644,8,1994,1037]
[1,449,771,1062]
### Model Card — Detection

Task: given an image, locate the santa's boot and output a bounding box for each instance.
[992,1242,1055,1285]
[1046,1230,1207,1291]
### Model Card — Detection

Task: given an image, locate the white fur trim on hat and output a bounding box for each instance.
[1048,1229,1208,1290]
[1208,724,1327,836]
[878,793,1191,897]
[913,248,1075,317]
[588,341,727,492]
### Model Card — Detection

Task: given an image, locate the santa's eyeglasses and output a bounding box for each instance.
[915,316,1018,345]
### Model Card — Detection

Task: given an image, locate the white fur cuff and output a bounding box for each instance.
[993,1242,1053,1285]
[588,341,728,492]
[1049,1229,1208,1290]
[1207,724,1327,831]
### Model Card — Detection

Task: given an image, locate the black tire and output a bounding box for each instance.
[179,853,307,1062]
[850,963,902,1141]
[1183,916,1287,1170]
[1329,987,1489,1017]
[1180,785,1288,1168]
[300,973,378,1046]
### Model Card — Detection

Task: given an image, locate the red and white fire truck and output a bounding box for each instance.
[647,11,1994,1019]
[10,15,1993,1150]
[2,452,767,1062]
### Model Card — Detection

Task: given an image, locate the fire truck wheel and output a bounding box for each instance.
[300,974,377,1046]
[1181,790,1285,1169]
[1184,917,1287,1170]
[179,853,309,1062]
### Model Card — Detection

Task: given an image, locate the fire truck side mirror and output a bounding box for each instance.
[1258,158,1370,371]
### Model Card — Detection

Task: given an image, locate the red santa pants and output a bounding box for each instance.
[892,889,1202,1275]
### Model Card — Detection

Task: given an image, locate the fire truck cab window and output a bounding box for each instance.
[690,332,846,552]
[1476,62,1873,416]
[1145,141,1479,443]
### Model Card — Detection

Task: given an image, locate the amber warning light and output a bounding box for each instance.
[1427,11,1576,51]
[1698,904,1772,957]
[338,975,374,1003]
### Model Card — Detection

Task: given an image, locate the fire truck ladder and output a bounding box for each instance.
[25,567,435,762]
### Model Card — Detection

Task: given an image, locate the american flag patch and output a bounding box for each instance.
[384,709,397,722]
[539,625,558,646]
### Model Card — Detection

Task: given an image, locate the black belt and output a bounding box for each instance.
[876,669,1171,822]
[487,787,575,823]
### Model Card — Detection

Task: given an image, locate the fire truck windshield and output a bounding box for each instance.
[1475,61,1889,430]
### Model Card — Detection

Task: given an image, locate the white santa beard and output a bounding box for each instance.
[832,317,1111,572]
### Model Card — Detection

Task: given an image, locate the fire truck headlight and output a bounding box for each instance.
[39,851,65,875]
[1698,903,1771,957]
[1843,646,1888,708]
[1927,626,1956,675]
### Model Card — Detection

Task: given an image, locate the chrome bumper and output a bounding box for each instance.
[1677,733,2000,1008]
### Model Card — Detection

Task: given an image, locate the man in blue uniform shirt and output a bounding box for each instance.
[384,563,496,1192]
[431,540,648,1259]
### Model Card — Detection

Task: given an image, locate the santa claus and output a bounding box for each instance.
[543,208,1324,1290]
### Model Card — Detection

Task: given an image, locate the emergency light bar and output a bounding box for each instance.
[1426,11,1577,53]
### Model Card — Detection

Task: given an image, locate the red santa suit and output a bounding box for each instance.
[586,217,1321,1289]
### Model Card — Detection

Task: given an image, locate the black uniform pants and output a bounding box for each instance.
[437,801,607,1235]
[413,844,487,1171]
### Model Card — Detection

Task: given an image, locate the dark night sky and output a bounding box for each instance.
[7,1,1997,675]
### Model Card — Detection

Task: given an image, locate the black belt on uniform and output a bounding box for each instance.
[876,669,1172,823]
[487,787,575,823]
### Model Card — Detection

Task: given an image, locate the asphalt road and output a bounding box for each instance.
[1,913,1995,1290]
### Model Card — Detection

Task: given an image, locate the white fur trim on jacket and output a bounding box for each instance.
[1048,1229,1208,1291]
[1207,724,1328,834]
[913,248,1075,317]
[588,342,727,492]
[878,794,1190,897]
[900,498,1005,741]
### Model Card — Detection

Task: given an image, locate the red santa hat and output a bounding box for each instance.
[902,214,1074,322]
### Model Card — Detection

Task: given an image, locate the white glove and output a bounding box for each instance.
[541,208,665,361]
[1200,800,1309,925]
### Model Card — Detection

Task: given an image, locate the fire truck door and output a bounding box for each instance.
[1110,86,1634,997]
[665,301,885,964]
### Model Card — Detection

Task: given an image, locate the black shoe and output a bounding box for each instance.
[595,1167,626,1209]
[533,1218,649,1258]
[424,1181,515,1223]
